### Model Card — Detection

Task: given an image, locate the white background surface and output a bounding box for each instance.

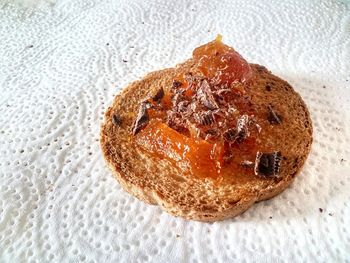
[1,0,350,262]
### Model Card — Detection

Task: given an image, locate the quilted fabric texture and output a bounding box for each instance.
[0,0,349,262]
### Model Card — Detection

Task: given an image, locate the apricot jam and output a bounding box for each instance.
[192,35,252,85]
[134,36,261,179]
[135,120,224,178]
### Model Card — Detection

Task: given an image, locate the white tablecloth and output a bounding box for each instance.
[1,0,350,262]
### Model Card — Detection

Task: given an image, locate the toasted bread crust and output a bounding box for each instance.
[100,61,313,222]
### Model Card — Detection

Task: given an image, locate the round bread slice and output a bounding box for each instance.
[100,60,313,222]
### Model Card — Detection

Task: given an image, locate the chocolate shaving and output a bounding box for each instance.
[166,111,188,133]
[152,87,164,103]
[254,151,282,177]
[172,89,186,106]
[177,101,190,112]
[223,114,249,143]
[196,111,215,126]
[172,80,182,89]
[187,102,197,114]
[223,128,237,142]
[267,105,282,124]
[235,114,249,142]
[241,160,254,168]
[197,79,218,110]
[132,102,149,135]
[112,114,122,126]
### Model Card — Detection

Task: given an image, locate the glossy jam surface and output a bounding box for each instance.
[192,35,252,85]
[135,36,260,179]
[136,120,224,178]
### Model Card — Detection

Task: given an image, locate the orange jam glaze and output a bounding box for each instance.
[135,120,224,178]
[192,35,252,85]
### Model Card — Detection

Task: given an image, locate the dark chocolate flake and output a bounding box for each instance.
[166,111,188,133]
[172,80,183,89]
[236,115,249,142]
[224,115,249,143]
[241,160,254,168]
[152,87,164,103]
[267,105,282,124]
[172,90,186,106]
[112,114,122,126]
[197,80,219,110]
[196,111,215,126]
[254,151,282,177]
[223,128,236,142]
[132,102,149,135]
[177,101,189,112]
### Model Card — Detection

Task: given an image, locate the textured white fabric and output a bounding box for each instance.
[1,0,350,262]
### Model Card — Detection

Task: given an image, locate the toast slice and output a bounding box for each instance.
[100,57,312,222]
